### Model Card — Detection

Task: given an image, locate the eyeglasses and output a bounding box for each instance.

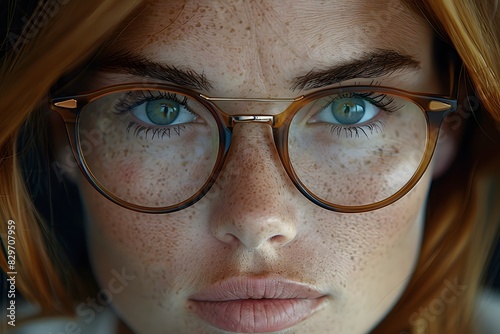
[51,64,460,214]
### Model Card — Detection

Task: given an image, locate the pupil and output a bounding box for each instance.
[146,99,180,125]
[161,102,179,123]
[343,103,352,114]
[161,104,175,117]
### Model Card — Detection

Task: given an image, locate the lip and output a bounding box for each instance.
[188,275,328,333]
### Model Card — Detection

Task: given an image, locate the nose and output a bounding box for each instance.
[209,122,299,250]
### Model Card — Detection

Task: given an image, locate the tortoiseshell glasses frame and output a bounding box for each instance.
[51,60,460,214]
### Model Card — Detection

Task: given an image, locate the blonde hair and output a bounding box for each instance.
[1,0,499,332]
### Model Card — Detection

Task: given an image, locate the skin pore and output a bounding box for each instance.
[57,0,455,333]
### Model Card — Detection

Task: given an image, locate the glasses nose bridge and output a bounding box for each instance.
[229,115,275,127]
[200,94,304,128]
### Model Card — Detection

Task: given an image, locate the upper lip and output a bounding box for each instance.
[189,275,326,301]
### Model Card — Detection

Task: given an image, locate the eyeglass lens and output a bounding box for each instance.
[76,88,428,209]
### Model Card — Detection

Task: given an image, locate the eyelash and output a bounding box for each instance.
[326,120,386,139]
[331,91,403,113]
[125,122,187,140]
[114,90,192,140]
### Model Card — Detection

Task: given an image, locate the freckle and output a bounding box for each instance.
[195,22,201,27]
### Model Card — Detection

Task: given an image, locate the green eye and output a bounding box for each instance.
[146,99,180,125]
[331,98,366,124]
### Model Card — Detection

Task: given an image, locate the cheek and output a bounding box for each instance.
[312,171,429,321]
[81,178,197,266]
[80,180,215,325]
[305,186,425,289]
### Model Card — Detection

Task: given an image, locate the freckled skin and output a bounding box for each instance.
[74,0,444,333]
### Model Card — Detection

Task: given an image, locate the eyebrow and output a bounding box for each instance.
[93,51,214,91]
[291,50,421,91]
[93,49,420,92]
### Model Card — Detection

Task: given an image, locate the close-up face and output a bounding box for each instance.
[59,0,452,332]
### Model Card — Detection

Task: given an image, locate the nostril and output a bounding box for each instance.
[219,233,238,244]
[270,234,288,244]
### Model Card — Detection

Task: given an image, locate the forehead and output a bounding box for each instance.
[106,0,433,95]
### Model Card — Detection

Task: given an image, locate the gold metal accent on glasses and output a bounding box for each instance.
[429,100,453,111]
[199,94,304,102]
[54,99,78,109]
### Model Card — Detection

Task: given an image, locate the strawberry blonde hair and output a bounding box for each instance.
[1,0,499,332]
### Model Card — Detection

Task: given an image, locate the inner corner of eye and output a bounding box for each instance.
[306,114,322,124]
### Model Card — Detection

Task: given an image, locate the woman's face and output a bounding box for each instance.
[73,0,442,333]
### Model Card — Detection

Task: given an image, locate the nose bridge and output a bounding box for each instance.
[225,122,281,177]
[208,122,299,250]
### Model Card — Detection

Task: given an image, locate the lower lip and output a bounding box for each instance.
[188,297,327,333]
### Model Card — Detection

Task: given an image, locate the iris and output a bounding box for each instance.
[146,99,180,125]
